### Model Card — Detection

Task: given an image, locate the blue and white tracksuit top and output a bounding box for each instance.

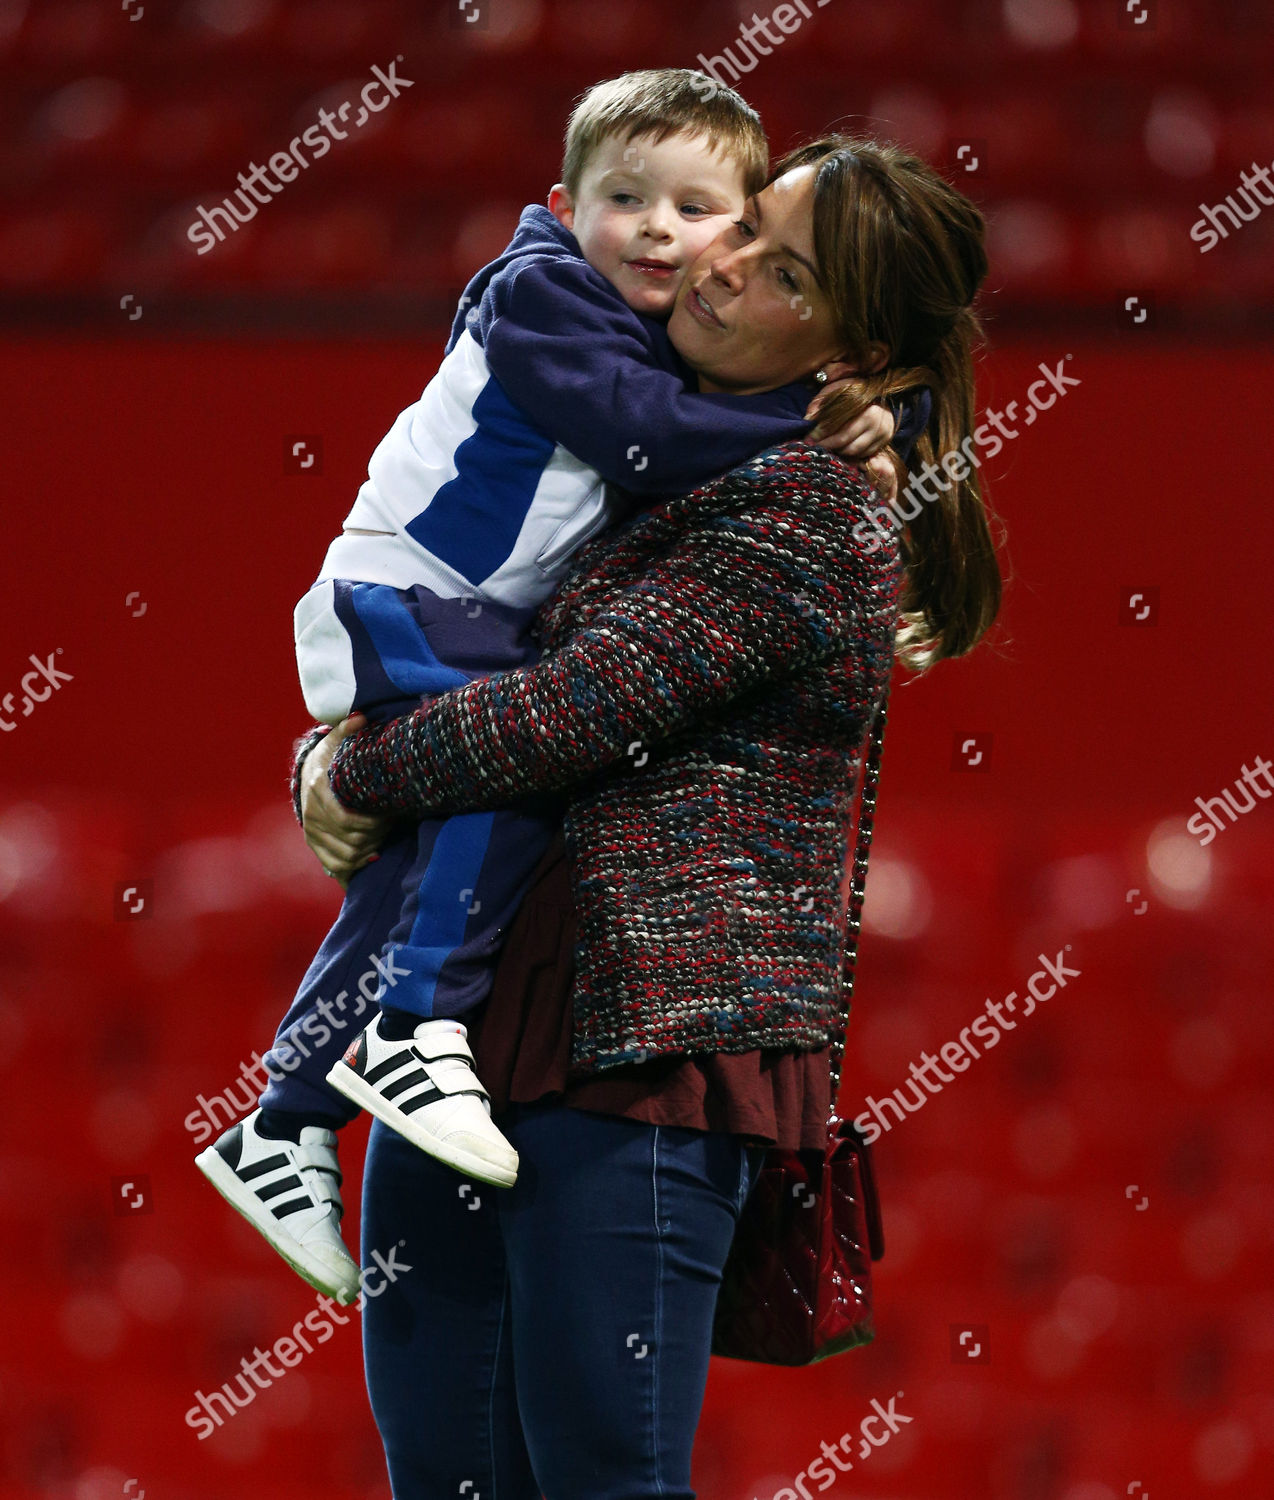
[296,204,925,723]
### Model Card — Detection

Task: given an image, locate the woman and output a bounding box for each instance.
[294,136,1001,1497]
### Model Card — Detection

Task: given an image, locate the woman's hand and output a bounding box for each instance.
[301,714,397,888]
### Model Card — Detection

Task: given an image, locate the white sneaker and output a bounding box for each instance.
[195,1110,361,1304]
[326,1016,519,1187]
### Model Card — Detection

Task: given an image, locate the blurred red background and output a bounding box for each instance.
[2,2,1272,1498]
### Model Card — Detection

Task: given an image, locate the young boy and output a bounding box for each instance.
[195,68,924,1302]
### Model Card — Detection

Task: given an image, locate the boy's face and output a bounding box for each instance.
[548,129,749,319]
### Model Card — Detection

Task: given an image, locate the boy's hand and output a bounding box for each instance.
[800,361,901,504]
[863,452,899,505]
[806,364,896,456]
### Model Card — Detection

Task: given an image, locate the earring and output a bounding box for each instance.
[814,369,828,385]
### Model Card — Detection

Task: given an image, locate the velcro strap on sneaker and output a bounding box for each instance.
[308,1174,343,1210]
[294,1146,343,1183]
[429,1070,491,1101]
[412,1032,477,1061]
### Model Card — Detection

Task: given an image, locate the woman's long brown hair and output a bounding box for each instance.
[770,135,1004,670]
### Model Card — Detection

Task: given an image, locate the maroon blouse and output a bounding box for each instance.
[466,821,836,1152]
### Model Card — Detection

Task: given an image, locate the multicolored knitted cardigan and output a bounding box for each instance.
[295,441,903,1076]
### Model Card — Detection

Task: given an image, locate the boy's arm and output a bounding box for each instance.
[477,256,813,497]
[325,444,900,820]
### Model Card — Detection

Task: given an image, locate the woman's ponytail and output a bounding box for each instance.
[771,137,1005,670]
[893,304,1003,669]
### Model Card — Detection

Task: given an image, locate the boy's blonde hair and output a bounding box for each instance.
[560,68,768,201]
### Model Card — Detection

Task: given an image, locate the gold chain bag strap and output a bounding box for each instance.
[710,681,889,1365]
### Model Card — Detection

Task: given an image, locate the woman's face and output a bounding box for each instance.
[666,165,849,396]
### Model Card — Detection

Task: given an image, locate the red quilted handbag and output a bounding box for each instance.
[711,688,888,1365]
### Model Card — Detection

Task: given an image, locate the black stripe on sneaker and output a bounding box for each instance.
[257,1174,305,1201]
[365,1053,416,1086]
[399,1086,489,1115]
[382,1071,439,1103]
[239,1153,293,1182]
[270,1196,315,1220]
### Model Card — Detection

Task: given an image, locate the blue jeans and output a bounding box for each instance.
[359,1100,767,1498]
